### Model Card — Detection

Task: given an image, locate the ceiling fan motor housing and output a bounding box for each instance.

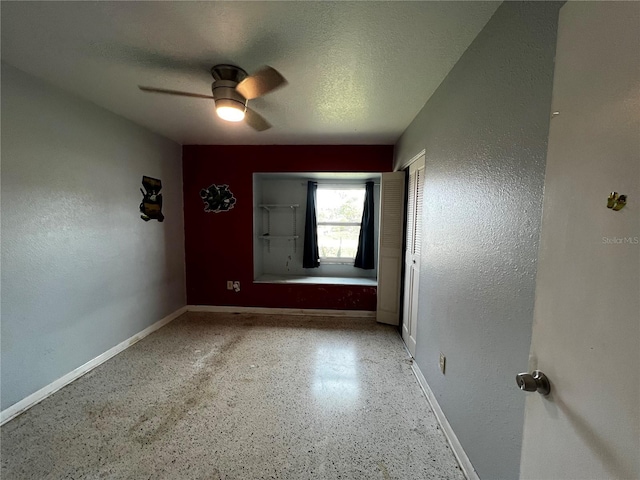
[211,65,248,111]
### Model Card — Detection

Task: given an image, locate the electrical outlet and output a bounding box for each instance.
[226,281,233,290]
[232,281,240,292]
[439,353,446,374]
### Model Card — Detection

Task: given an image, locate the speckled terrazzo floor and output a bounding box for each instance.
[1,312,464,480]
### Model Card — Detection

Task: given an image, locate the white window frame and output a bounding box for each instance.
[316,184,366,265]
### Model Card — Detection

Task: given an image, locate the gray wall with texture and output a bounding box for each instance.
[394,2,562,478]
[1,63,186,410]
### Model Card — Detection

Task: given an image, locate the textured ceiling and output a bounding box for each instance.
[1,1,499,145]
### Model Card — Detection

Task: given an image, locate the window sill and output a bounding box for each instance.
[319,259,356,265]
[254,274,377,286]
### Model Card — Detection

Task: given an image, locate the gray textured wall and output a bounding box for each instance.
[1,64,186,410]
[394,3,561,479]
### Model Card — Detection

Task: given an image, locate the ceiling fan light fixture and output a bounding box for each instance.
[215,99,246,122]
[217,105,245,122]
[138,64,286,132]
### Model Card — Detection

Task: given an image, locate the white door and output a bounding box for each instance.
[402,155,425,356]
[520,3,639,479]
[376,171,406,325]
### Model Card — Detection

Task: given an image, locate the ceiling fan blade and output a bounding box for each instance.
[236,66,287,100]
[244,107,272,132]
[138,86,214,100]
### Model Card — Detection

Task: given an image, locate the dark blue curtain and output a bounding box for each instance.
[354,181,375,269]
[303,181,320,268]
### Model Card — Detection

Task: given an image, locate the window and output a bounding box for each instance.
[316,187,365,263]
[252,172,379,283]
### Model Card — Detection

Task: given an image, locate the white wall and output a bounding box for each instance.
[260,179,307,276]
[393,3,562,479]
[1,63,186,410]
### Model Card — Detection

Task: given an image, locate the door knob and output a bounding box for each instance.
[516,370,550,396]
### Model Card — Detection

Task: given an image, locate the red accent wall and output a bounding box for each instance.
[183,145,393,310]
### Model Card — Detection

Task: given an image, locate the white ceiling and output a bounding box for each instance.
[1,1,499,145]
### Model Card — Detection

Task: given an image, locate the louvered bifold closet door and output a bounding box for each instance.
[376,171,406,325]
[406,170,416,256]
[413,166,424,257]
[402,154,425,355]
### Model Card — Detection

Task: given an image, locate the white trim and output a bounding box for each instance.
[0,306,188,426]
[318,258,358,264]
[1,305,372,425]
[317,222,361,226]
[411,362,480,480]
[316,183,371,189]
[253,275,376,286]
[396,148,426,171]
[188,305,376,318]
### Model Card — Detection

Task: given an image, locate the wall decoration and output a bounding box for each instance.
[607,192,627,211]
[200,184,236,213]
[139,176,164,222]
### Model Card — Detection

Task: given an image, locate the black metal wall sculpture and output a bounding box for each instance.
[140,176,164,222]
[200,184,236,213]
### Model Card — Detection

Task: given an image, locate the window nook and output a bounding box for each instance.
[253,173,381,286]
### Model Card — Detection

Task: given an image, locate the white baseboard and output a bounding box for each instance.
[1,305,372,425]
[0,306,188,426]
[188,305,376,318]
[411,362,479,480]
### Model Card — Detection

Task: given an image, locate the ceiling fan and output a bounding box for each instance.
[138,64,287,131]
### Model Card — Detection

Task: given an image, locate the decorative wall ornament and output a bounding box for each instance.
[607,192,627,211]
[200,184,236,213]
[139,176,164,222]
